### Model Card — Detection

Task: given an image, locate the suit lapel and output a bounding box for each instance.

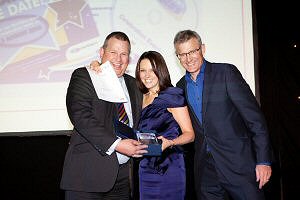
[202,62,212,123]
[123,74,141,129]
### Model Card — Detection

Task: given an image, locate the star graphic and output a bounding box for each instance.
[48,0,86,29]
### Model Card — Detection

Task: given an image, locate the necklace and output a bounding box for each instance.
[147,89,159,96]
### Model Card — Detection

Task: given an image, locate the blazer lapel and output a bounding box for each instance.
[202,62,212,123]
[123,74,141,129]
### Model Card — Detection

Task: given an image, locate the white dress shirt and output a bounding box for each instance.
[106,76,133,164]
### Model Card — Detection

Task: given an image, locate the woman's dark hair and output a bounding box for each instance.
[135,51,172,94]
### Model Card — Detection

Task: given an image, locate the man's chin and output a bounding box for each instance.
[116,72,125,77]
[186,66,199,72]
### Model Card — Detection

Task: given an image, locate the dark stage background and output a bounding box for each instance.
[254,0,300,199]
[1,0,299,199]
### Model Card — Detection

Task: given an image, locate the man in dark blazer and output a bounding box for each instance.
[60,32,147,200]
[174,30,273,200]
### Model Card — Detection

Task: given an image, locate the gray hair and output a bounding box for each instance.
[173,30,202,46]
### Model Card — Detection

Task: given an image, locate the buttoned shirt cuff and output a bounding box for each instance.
[106,137,121,155]
[257,162,271,166]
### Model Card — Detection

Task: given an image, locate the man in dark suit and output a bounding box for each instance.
[174,30,273,200]
[60,32,147,200]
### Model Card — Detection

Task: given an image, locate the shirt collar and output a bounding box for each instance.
[118,76,125,84]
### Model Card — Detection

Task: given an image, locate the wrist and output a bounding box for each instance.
[170,139,176,148]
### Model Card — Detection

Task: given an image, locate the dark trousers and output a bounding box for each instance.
[65,163,130,200]
[197,152,265,200]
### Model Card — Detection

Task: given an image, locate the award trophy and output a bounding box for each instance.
[136,131,162,156]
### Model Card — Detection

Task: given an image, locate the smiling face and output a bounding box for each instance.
[175,37,205,80]
[139,58,160,93]
[100,37,130,77]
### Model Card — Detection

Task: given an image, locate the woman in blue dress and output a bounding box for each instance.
[135,51,195,200]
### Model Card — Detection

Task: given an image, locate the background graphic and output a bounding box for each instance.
[0,0,254,133]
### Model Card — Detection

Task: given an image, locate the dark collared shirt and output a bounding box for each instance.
[185,60,206,124]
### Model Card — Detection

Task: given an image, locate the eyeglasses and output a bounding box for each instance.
[176,47,201,60]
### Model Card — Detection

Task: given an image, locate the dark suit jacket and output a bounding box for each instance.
[177,61,273,186]
[60,67,142,192]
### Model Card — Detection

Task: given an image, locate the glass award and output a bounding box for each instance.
[136,131,162,156]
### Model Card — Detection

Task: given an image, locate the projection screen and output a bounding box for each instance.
[0,0,255,134]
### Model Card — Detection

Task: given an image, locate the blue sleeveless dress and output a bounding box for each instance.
[138,87,186,200]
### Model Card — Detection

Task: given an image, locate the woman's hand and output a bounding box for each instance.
[89,60,102,73]
[157,136,175,151]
